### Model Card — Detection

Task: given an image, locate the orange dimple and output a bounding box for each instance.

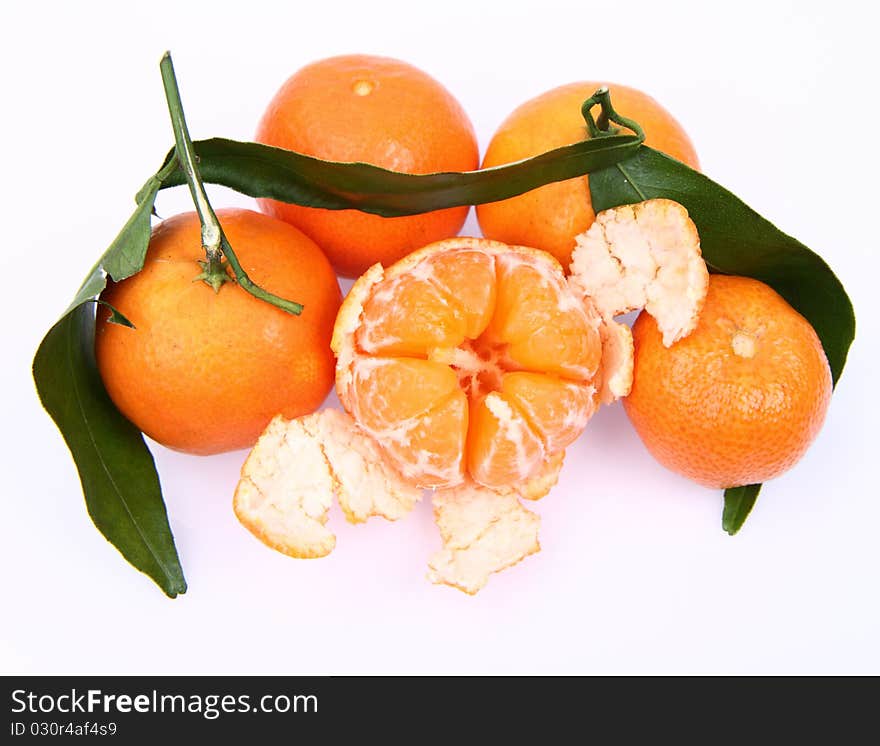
[335,238,603,489]
[484,255,601,380]
[501,372,596,452]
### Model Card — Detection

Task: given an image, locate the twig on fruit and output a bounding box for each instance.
[159,51,303,315]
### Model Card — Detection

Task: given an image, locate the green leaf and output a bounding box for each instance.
[722,485,762,536]
[588,146,855,384]
[102,174,164,281]
[33,304,186,597]
[33,169,186,597]
[95,300,134,328]
[156,133,644,217]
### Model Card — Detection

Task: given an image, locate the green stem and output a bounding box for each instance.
[158,52,303,315]
[581,87,646,142]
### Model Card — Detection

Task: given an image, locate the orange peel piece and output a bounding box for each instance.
[233,409,421,558]
[234,414,336,559]
[595,319,635,405]
[311,409,422,524]
[427,482,541,595]
[569,198,709,346]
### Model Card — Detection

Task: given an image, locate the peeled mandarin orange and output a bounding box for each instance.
[332,238,603,490]
[234,199,714,592]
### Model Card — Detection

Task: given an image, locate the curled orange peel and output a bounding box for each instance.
[569,198,709,347]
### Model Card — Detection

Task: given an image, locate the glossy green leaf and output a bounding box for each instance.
[102,173,165,281]
[722,485,762,536]
[157,133,643,217]
[588,146,855,384]
[33,304,186,597]
[33,167,186,597]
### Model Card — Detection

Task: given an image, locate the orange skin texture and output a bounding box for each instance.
[95,208,341,455]
[255,54,479,278]
[477,82,700,266]
[623,275,832,488]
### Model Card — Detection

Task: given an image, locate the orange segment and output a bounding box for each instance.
[500,372,596,452]
[382,390,468,488]
[468,392,545,489]
[423,249,497,338]
[349,357,459,431]
[356,271,466,356]
[484,254,601,380]
[334,238,604,490]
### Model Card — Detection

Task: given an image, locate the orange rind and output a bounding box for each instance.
[234,414,336,559]
[427,483,541,595]
[233,409,420,559]
[569,199,709,346]
[595,319,635,405]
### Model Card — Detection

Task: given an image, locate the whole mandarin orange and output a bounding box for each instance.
[623,274,832,488]
[96,208,341,455]
[477,82,700,266]
[255,54,479,278]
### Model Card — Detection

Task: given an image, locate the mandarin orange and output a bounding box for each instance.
[478,82,700,266]
[623,275,832,488]
[96,208,341,455]
[332,238,603,490]
[255,55,479,278]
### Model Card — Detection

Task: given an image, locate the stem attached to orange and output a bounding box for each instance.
[159,52,303,314]
[581,87,646,141]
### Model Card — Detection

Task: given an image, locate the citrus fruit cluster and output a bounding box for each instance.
[94,54,834,593]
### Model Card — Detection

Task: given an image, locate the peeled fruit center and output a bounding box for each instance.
[432,338,506,400]
[349,245,601,489]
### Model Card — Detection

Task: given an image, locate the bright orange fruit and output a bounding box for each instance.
[96,208,341,455]
[332,238,602,490]
[477,82,700,266]
[255,54,479,278]
[623,275,832,488]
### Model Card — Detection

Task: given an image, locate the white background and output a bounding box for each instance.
[2,0,878,674]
